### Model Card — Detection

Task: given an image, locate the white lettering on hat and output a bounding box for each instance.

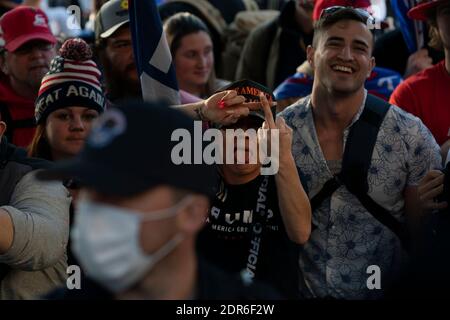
[35,88,62,118]
[43,88,62,108]
[89,90,97,102]
[79,86,89,98]
[35,98,45,115]
[54,88,62,99]
[65,85,104,106]
[33,14,48,28]
[97,93,105,106]
[88,109,127,148]
[45,92,55,105]
[67,85,79,97]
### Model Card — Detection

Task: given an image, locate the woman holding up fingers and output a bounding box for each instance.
[197,80,311,299]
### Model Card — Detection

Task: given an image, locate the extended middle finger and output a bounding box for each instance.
[259,93,276,129]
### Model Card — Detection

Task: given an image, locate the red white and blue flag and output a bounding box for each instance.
[391,0,425,53]
[129,0,180,105]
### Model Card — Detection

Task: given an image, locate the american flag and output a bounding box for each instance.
[391,0,425,53]
[129,0,180,105]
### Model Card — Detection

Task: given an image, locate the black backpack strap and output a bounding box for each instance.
[310,95,390,215]
[340,94,390,193]
[310,176,342,231]
[340,95,408,247]
[349,191,407,247]
[310,176,342,212]
[309,95,407,247]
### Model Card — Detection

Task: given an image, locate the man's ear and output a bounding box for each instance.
[306,45,315,69]
[367,56,376,78]
[176,195,210,235]
[0,121,7,138]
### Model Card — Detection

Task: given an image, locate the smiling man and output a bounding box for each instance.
[0,6,57,147]
[279,7,441,299]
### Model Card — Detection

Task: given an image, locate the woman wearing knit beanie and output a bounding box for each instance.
[28,38,106,267]
[28,38,106,161]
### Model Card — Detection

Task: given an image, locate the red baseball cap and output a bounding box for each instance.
[0,6,57,52]
[313,0,371,21]
[408,0,448,21]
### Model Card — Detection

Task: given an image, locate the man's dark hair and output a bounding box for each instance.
[312,8,373,49]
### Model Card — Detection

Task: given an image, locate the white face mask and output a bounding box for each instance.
[72,195,191,293]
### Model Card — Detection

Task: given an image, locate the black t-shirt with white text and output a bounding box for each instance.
[197,174,301,298]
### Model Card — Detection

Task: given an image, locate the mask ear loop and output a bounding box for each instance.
[140,195,195,221]
[141,233,185,262]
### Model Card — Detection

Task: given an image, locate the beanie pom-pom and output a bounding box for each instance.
[59,38,93,61]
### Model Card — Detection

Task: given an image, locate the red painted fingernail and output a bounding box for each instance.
[218,100,226,109]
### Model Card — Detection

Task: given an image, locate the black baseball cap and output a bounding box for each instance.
[37,100,217,197]
[215,79,276,128]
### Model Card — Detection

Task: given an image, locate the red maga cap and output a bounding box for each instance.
[0,6,56,52]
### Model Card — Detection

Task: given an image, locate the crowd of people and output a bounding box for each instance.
[0,0,449,300]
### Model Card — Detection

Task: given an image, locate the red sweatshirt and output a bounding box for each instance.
[390,61,450,146]
[0,75,36,147]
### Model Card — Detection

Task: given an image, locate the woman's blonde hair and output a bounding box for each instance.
[428,8,444,51]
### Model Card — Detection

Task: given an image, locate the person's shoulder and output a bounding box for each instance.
[8,146,52,171]
[389,68,427,107]
[402,62,444,88]
[274,72,313,101]
[386,104,438,145]
[278,95,311,123]
[1,140,49,177]
[197,257,283,300]
[247,13,279,38]
[386,103,424,126]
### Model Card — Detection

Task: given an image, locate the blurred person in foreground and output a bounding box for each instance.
[40,100,281,300]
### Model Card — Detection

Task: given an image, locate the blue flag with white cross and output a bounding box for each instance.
[129,0,180,105]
